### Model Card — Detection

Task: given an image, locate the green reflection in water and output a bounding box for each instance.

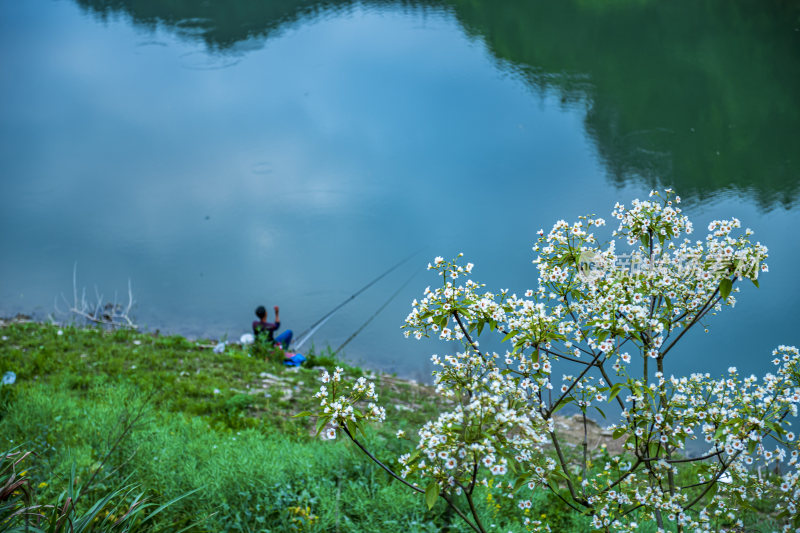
[450,0,800,208]
[74,0,800,208]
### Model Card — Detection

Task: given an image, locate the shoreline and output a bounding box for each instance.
[0,315,625,455]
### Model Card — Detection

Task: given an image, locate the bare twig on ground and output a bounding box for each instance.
[53,263,138,329]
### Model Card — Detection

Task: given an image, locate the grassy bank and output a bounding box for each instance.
[0,321,586,532]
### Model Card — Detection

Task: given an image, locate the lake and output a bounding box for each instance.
[1,0,799,382]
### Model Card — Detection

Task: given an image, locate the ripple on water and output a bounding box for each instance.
[178,50,241,71]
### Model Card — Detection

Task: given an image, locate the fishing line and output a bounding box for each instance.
[291,251,418,350]
[332,271,418,357]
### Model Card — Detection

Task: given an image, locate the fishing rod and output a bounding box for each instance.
[292,308,337,351]
[291,252,417,350]
[332,271,417,357]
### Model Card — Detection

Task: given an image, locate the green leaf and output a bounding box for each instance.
[747,439,757,454]
[293,411,313,418]
[593,406,606,420]
[407,449,421,464]
[648,442,660,457]
[425,482,439,510]
[315,415,331,437]
[608,384,623,402]
[612,427,626,440]
[513,476,528,492]
[477,321,484,336]
[506,457,518,474]
[706,479,720,501]
[551,398,571,414]
[501,331,516,343]
[767,420,783,435]
[751,278,759,289]
[719,278,733,300]
[640,233,649,248]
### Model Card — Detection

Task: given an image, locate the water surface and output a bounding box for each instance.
[1,0,799,381]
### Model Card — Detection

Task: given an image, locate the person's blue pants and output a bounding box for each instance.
[274,329,293,349]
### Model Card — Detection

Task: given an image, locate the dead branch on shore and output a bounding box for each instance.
[53,263,138,329]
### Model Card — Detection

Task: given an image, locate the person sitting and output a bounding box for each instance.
[252,305,304,366]
[253,305,293,349]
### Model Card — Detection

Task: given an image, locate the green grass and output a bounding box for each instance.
[1,322,584,532]
[1,383,446,531]
[0,322,438,436]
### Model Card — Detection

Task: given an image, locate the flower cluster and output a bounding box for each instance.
[312,191,797,533]
[312,367,384,440]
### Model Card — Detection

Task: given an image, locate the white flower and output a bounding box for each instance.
[490,464,507,476]
[240,333,255,345]
[1,371,16,386]
[325,428,337,440]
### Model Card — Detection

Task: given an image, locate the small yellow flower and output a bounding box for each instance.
[37,482,47,489]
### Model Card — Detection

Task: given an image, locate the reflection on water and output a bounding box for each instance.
[454,0,800,208]
[1,0,798,381]
[76,0,367,49]
[74,0,800,206]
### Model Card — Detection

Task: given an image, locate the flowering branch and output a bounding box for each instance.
[308,190,799,532]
